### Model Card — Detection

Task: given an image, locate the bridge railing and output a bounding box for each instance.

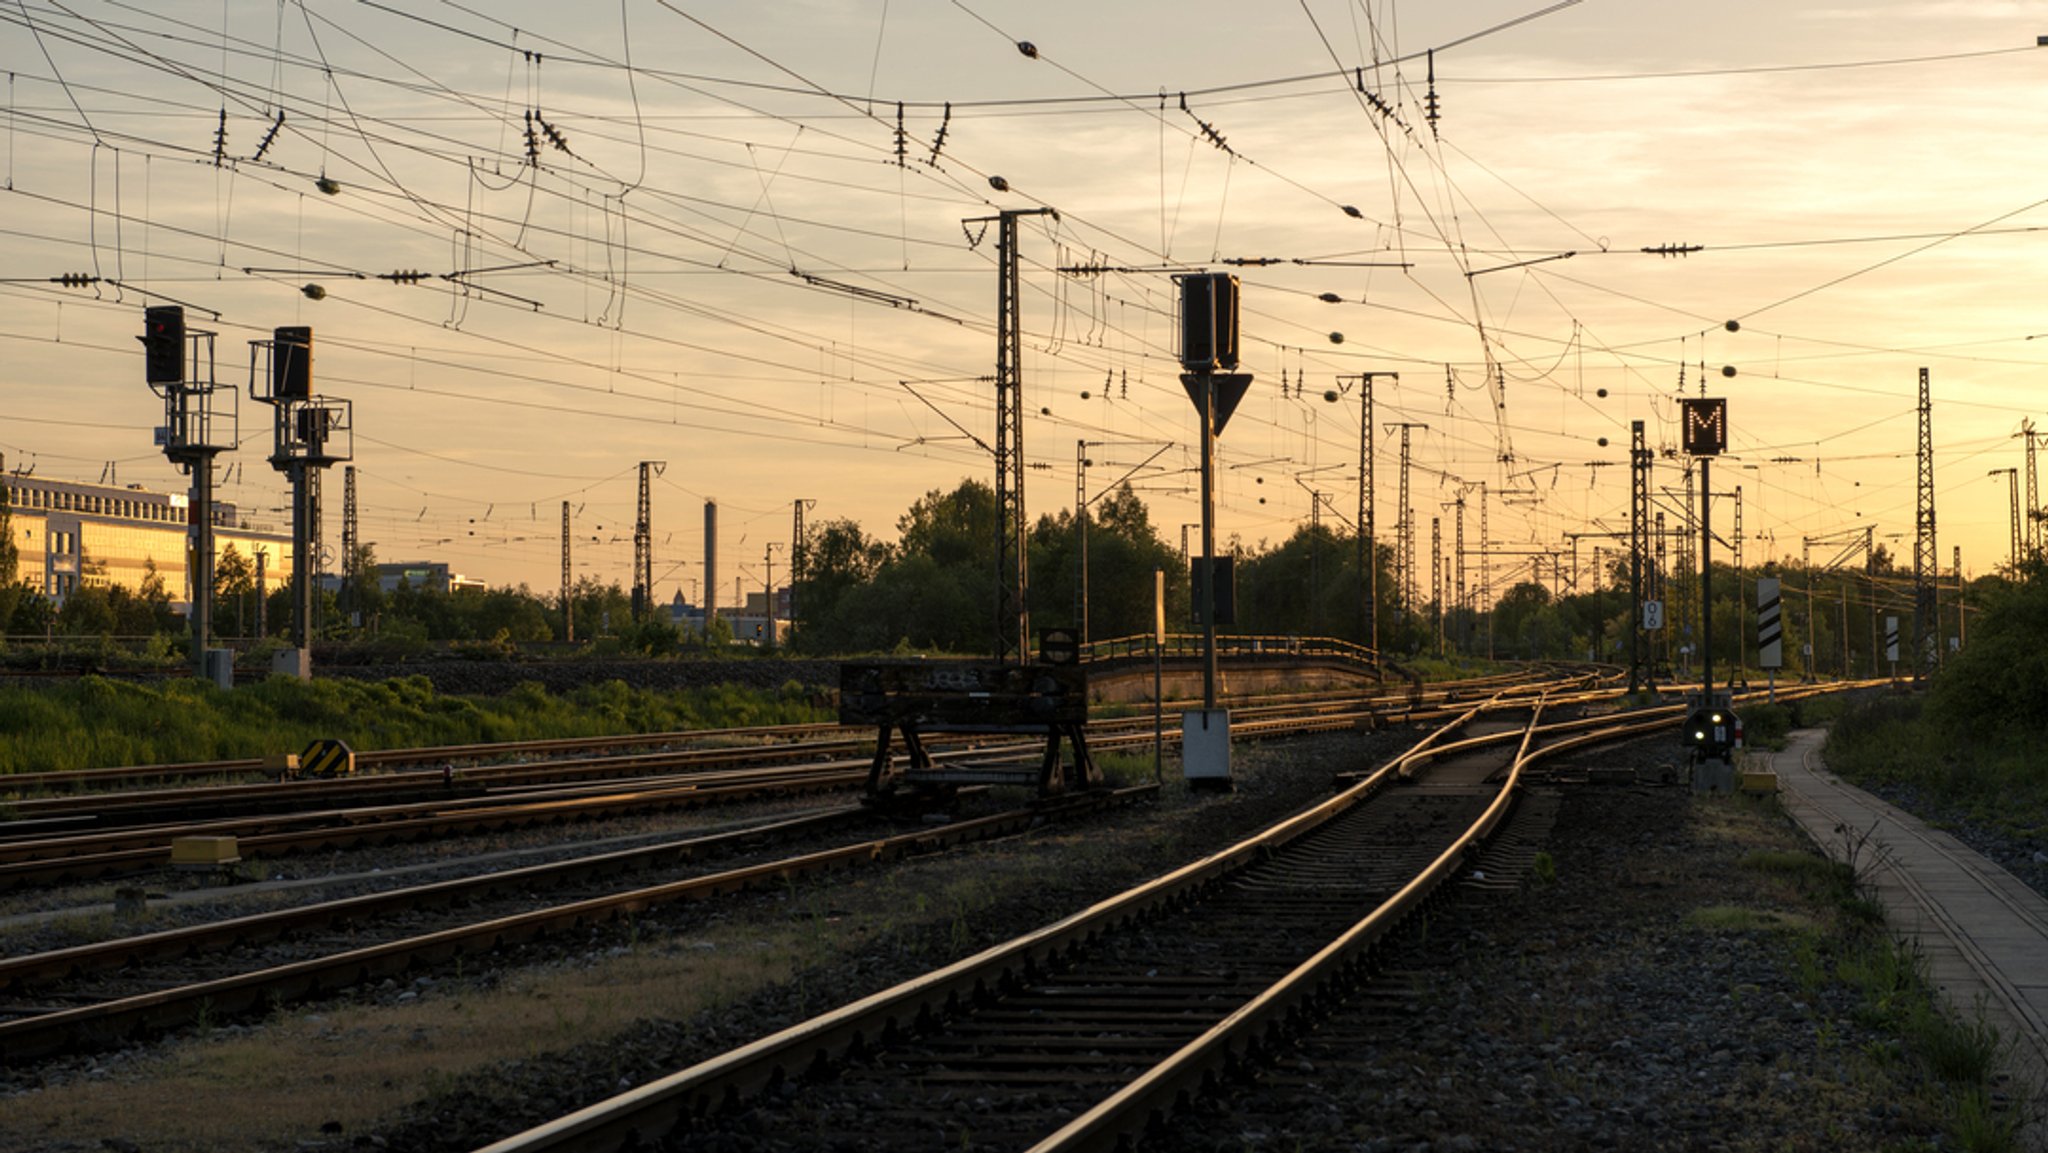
[1079,632,1381,674]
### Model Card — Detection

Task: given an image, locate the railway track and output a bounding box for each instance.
[0,671,1608,891]
[0,764,875,890]
[0,670,1838,897]
[0,787,1156,1064]
[0,665,1601,802]
[468,696,1684,1153]
[0,668,1644,1068]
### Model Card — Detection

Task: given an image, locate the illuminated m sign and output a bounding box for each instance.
[1681,398,1727,456]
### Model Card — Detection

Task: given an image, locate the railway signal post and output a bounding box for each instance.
[1176,272,1251,789]
[143,305,237,686]
[1681,397,1740,788]
[251,327,352,679]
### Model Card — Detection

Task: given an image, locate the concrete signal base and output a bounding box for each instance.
[1692,756,1738,794]
[1182,709,1233,791]
[271,647,312,681]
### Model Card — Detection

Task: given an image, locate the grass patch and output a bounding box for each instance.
[1400,654,1508,682]
[1699,796,2024,1151]
[1739,848,1845,884]
[1793,692,1853,727]
[1825,694,2048,839]
[1738,702,1798,749]
[1094,750,1163,787]
[1684,904,1817,934]
[0,675,833,776]
[0,927,818,1152]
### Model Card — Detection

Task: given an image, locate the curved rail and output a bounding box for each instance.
[468,694,1671,1153]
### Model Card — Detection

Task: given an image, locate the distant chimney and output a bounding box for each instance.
[703,500,718,620]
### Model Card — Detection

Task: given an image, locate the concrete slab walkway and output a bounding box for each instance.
[1764,727,2048,1147]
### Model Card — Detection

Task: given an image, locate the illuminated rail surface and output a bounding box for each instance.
[0,677,1855,1074]
[0,668,1600,884]
[473,680,1860,1153]
[0,653,1576,799]
[0,668,1841,892]
[0,788,1153,1064]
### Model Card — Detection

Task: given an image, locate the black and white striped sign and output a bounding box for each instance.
[1757,577,1782,669]
[1885,615,1900,664]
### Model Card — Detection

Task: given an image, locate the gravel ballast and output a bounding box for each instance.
[0,727,1981,1151]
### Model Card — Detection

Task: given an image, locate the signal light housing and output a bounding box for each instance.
[1684,706,1741,762]
[144,305,184,384]
[273,326,313,399]
[1177,272,1240,371]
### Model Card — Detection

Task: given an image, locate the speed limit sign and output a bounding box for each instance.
[1642,600,1665,630]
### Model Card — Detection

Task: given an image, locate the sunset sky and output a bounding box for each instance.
[3,1,2045,611]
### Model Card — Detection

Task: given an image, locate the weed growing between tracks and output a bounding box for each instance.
[1146,778,2012,1152]
[0,735,1376,1152]
[0,674,831,774]
[1739,807,2022,1150]
[0,925,821,1153]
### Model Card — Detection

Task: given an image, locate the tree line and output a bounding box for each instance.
[0,471,2004,673]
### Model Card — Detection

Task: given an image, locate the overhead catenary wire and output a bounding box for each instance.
[0,1,2040,592]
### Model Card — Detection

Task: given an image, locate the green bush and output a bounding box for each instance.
[1738,702,1793,748]
[1824,692,2048,834]
[1928,563,2048,737]
[0,674,835,776]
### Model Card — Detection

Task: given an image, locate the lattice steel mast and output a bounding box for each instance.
[632,461,664,622]
[2022,421,2039,561]
[341,464,358,626]
[967,206,1056,662]
[1430,516,1443,656]
[1386,421,1427,624]
[561,501,573,643]
[790,498,814,641]
[1914,367,1937,680]
[1630,419,1650,692]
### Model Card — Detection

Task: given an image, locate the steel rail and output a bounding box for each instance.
[1,686,1421,828]
[2,665,1571,800]
[0,768,870,890]
[0,805,872,995]
[466,702,1508,1153]
[3,721,854,794]
[0,786,1154,1064]
[0,761,866,864]
[0,737,872,825]
[1028,703,1680,1151]
[1,676,1843,891]
[470,694,1699,1153]
[0,679,1582,882]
